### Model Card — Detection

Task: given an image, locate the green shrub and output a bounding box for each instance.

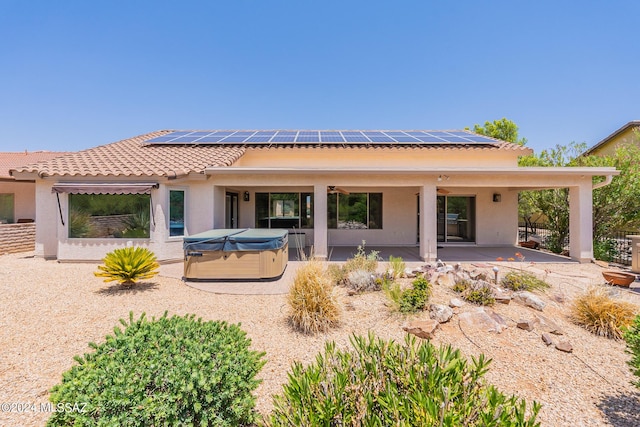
[388,255,406,279]
[330,241,380,287]
[94,246,159,287]
[381,276,403,310]
[571,286,637,339]
[501,271,550,292]
[47,312,265,427]
[464,285,496,306]
[593,239,618,262]
[268,333,540,426]
[288,259,340,334]
[454,279,495,306]
[453,278,471,293]
[398,276,431,313]
[624,315,640,388]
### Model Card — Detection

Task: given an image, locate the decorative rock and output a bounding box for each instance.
[436,272,455,287]
[449,298,465,308]
[429,304,454,323]
[403,267,416,278]
[555,341,573,353]
[487,310,508,330]
[514,291,546,311]
[459,308,506,333]
[469,270,488,281]
[517,319,535,332]
[542,333,554,346]
[403,320,439,339]
[493,289,512,304]
[535,315,564,335]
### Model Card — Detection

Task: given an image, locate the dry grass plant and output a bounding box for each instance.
[287,258,341,334]
[570,286,637,339]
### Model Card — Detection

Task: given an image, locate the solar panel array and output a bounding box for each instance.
[146,130,499,145]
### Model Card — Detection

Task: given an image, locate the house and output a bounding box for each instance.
[0,151,69,223]
[9,130,618,263]
[583,121,640,157]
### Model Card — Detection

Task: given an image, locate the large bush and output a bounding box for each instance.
[288,259,340,334]
[268,333,540,426]
[624,315,640,388]
[47,313,265,427]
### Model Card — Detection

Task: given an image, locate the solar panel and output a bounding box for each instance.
[321,135,345,142]
[344,136,369,142]
[270,136,295,142]
[220,136,249,143]
[172,136,202,142]
[144,129,502,146]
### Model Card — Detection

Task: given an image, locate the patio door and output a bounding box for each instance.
[225,192,239,229]
[437,196,476,243]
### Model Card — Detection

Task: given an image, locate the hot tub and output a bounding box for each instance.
[183,229,288,281]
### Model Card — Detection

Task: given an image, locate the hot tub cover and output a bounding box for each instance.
[184,229,288,252]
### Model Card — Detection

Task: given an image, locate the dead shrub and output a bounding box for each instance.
[570,286,637,339]
[288,259,341,334]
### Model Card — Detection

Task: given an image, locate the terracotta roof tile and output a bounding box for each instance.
[11,131,246,178]
[0,151,70,179]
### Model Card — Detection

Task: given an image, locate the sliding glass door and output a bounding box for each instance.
[437,196,475,243]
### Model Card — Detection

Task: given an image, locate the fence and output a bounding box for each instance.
[518,222,637,266]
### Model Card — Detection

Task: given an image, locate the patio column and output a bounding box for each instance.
[419,184,437,262]
[313,184,328,260]
[569,183,593,263]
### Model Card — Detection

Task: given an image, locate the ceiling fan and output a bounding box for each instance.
[328,186,350,195]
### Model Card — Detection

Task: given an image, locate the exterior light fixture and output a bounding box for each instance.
[243,191,250,202]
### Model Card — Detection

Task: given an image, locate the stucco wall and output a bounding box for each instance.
[235,147,521,168]
[0,223,35,254]
[0,180,36,222]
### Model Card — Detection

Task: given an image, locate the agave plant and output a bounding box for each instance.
[94,247,159,287]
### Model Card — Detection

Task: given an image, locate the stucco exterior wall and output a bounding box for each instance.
[0,180,36,222]
[234,147,521,168]
[589,127,640,157]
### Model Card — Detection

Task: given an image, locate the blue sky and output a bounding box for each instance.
[1,1,638,154]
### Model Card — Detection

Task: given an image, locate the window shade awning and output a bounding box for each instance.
[51,183,159,195]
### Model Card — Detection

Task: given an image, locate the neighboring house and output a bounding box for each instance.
[583,121,640,157]
[10,130,617,263]
[0,151,69,223]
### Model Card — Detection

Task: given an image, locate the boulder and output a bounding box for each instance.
[555,341,573,353]
[436,272,455,287]
[517,319,535,332]
[403,320,439,339]
[449,297,465,308]
[429,304,454,323]
[535,314,564,335]
[403,267,416,278]
[514,291,546,311]
[541,333,554,346]
[493,289,512,304]
[459,308,506,333]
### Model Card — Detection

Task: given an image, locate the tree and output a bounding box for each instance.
[519,138,640,256]
[518,142,586,253]
[471,118,528,145]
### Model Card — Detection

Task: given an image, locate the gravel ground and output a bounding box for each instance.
[1,252,640,426]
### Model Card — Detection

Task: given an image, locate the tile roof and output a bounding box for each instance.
[0,151,70,179]
[10,131,246,178]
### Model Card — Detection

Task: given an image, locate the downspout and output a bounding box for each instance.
[592,175,613,190]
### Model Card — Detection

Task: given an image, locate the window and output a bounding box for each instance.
[169,190,185,237]
[328,193,382,229]
[255,192,313,229]
[68,194,150,238]
[0,194,14,224]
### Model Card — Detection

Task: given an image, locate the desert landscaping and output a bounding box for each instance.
[1,250,640,426]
